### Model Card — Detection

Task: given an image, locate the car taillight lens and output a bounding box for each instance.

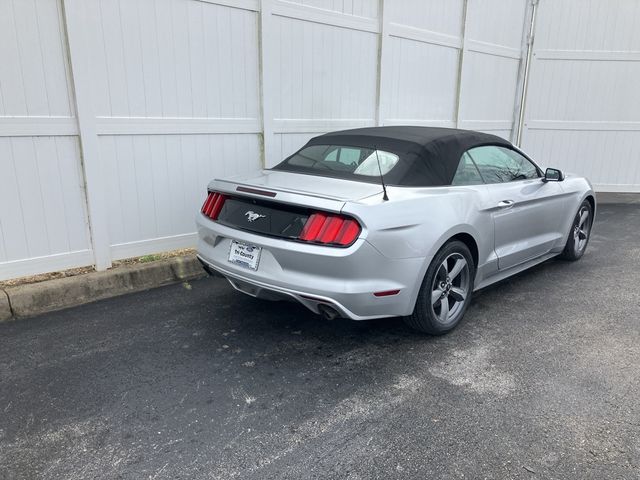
[201,191,227,220]
[299,213,361,246]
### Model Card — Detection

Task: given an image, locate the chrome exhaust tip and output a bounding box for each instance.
[318,304,340,321]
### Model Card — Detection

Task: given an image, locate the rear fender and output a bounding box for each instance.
[342,186,491,262]
[401,225,483,315]
[343,186,492,313]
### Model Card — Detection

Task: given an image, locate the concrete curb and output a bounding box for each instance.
[0,255,206,322]
[0,289,11,322]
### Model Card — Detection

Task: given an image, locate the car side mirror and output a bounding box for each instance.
[543,167,564,182]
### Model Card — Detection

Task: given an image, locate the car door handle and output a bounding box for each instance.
[497,200,515,209]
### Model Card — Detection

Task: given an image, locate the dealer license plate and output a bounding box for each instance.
[228,240,261,270]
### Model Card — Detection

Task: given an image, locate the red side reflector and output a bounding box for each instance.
[373,290,400,297]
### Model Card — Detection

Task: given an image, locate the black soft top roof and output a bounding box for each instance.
[301,126,513,186]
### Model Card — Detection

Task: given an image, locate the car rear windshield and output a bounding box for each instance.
[274,145,400,180]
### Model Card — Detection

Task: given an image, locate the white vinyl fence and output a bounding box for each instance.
[520,0,640,193]
[0,0,637,281]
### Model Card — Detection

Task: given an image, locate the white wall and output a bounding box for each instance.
[0,0,637,280]
[84,0,263,259]
[1,0,265,280]
[0,0,93,278]
[268,0,380,164]
[268,0,529,163]
[521,0,640,192]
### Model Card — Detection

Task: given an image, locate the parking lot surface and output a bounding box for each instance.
[1,203,639,479]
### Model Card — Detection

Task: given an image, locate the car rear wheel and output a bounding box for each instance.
[404,240,475,335]
[560,200,593,261]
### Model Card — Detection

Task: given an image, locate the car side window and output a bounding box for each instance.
[337,147,362,165]
[466,146,539,184]
[323,148,338,162]
[452,153,485,186]
[322,147,363,166]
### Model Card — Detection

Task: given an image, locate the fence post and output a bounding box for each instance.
[513,0,539,146]
[259,0,275,167]
[62,0,112,270]
[454,0,470,128]
[376,0,390,126]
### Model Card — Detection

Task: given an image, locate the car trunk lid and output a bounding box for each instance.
[212,170,384,205]
[206,170,380,241]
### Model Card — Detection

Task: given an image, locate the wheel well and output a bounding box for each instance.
[451,233,478,269]
[585,195,595,214]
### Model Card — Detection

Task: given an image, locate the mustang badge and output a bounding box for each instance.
[245,211,266,222]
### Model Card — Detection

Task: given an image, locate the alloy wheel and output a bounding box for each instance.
[431,252,470,325]
[573,206,591,255]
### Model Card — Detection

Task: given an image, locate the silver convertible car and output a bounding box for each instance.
[196,127,595,334]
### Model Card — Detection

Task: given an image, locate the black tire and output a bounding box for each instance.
[404,240,475,335]
[559,200,593,261]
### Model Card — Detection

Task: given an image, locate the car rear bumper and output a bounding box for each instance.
[196,214,427,320]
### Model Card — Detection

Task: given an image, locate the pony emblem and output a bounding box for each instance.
[245,211,266,222]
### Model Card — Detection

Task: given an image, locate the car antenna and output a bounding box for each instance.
[374,146,389,201]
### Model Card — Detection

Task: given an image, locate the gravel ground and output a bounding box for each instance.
[1,203,639,480]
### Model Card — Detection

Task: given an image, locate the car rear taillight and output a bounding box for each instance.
[299,213,361,246]
[201,191,227,220]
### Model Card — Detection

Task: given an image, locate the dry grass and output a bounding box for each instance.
[110,248,195,267]
[0,248,196,288]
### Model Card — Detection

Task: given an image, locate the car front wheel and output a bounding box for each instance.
[404,240,475,335]
[560,200,593,261]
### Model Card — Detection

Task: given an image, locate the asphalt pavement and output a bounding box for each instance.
[1,203,639,479]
